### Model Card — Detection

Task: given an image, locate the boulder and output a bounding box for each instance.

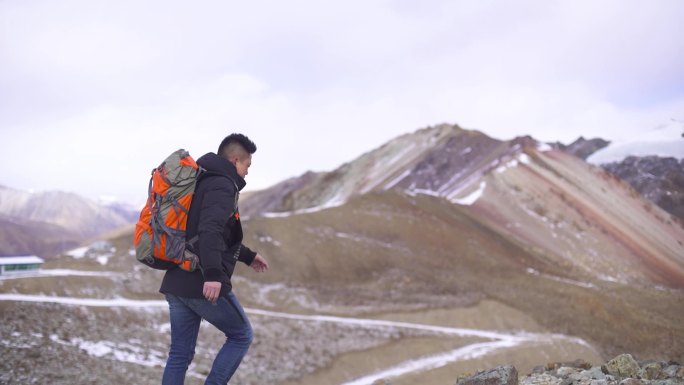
[605,354,640,378]
[639,361,666,380]
[457,365,518,385]
[663,364,684,379]
[520,373,562,385]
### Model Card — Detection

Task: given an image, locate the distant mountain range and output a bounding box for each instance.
[0,186,138,257]
[1,122,680,265]
[1,123,683,384]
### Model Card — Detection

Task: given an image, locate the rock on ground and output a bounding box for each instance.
[450,355,684,385]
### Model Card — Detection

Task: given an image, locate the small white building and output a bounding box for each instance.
[0,256,45,276]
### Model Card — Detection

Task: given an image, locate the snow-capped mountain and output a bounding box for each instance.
[587,119,684,164]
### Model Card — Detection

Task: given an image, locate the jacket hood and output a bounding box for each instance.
[196,152,247,191]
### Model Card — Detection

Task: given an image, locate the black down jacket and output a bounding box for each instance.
[159,152,257,298]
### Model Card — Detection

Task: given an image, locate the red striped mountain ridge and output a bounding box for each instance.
[241,123,684,289]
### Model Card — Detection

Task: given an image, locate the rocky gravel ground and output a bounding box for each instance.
[2,244,682,385]
[0,300,453,385]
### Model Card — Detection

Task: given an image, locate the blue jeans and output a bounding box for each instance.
[162,292,253,385]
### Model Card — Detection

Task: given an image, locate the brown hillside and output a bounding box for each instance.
[236,191,684,362]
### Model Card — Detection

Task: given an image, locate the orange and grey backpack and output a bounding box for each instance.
[134,149,202,272]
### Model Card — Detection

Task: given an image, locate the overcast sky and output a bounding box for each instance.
[1,0,683,204]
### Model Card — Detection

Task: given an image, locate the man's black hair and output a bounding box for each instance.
[218,133,257,156]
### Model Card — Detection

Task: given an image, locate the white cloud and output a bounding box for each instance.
[1,0,683,203]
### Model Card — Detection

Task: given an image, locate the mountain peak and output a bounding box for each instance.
[242,125,529,215]
[0,186,139,257]
[554,137,611,160]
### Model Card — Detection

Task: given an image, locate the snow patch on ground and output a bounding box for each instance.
[261,196,345,218]
[0,294,167,308]
[1,334,42,349]
[341,340,521,385]
[254,283,289,307]
[383,143,416,169]
[519,153,531,164]
[66,246,89,259]
[65,241,115,265]
[452,181,486,205]
[537,143,553,152]
[384,169,412,190]
[0,269,119,281]
[405,188,442,198]
[526,268,596,289]
[497,159,519,173]
[258,235,281,247]
[405,179,486,206]
[157,322,171,333]
[496,153,532,174]
[49,334,166,367]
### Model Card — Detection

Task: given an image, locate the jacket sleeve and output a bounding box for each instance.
[197,183,236,282]
[238,244,257,266]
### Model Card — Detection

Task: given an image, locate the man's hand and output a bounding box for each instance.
[250,254,269,273]
[203,281,222,303]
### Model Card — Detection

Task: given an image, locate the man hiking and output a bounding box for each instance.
[160,133,269,385]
